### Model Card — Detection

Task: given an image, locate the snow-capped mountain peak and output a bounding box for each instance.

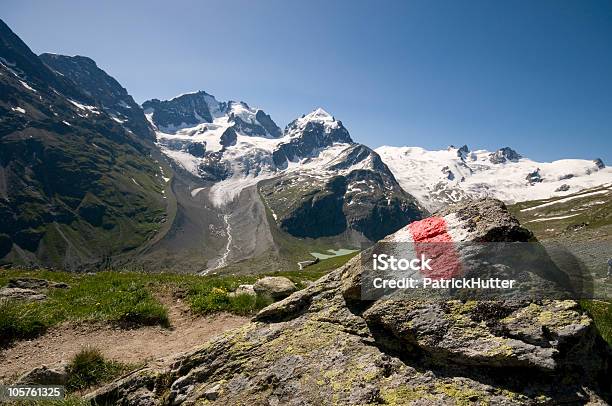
[287,107,341,135]
[376,145,612,211]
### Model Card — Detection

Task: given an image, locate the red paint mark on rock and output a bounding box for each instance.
[408,217,462,279]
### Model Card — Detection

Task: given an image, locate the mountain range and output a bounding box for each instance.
[1,18,610,271]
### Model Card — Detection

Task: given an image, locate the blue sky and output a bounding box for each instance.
[3,0,612,162]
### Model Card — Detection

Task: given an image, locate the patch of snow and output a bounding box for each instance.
[67,99,100,114]
[191,187,206,197]
[524,213,582,222]
[11,107,26,114]
[19,80,36,92]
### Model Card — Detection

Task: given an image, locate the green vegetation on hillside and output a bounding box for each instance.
[509,185,612,240]
[0,252,356,345]
[509,186,612,348]
[580,300,612,346]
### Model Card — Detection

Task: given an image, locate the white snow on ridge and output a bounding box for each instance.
[524,213,582,223]
[67,99,100,115]
[520,189,610,212]
[287,107,340,137]
[154,104,361,207]
[376,145,612,211]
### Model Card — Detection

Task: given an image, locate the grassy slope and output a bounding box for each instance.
[0,252,356,343]
[508,185,612,346]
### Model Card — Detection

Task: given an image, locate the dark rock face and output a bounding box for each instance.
[272,119,353,168]
[39,53,155,141]
[441,165,454,180]
[142,96,281,139]
[594,158,605,169]
[457,144,469,159]
[186,142,206,158]
[227,102,282,138]
[255,109,282,138]
[90,199,612,405]
[219,127,237,148]
[142,91,219,130]
[0,19,165,269]
[261,144,425,242]
[276,176,348,238]
[526,168,543,184]
[490,147,522,164]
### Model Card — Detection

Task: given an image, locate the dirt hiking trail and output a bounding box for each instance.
[0,295,249,382]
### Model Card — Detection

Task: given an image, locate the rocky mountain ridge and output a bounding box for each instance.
[0,19,166,268]
[377,144,611,211]
[2,16,611,272]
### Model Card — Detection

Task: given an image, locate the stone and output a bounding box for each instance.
[228,284,256,298]
[203,383,221,400]
[0,287,46,301]
[253,276,296,300]
[17,365,68,385]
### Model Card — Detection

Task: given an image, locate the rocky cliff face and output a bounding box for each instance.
[272,108,353,168]
[89,199,611,405]
[39,53,155,141]
[260,143,424,241]
[0,19,166,268]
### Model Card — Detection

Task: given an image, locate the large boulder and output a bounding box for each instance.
[253,277,296,300]
[88,199,611,405]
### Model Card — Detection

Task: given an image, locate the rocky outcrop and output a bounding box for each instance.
[525,168,543,184]
[89,199,611,405]
[7,277,69,289]
[0,287,46,301]
[39,53,155,141]
[490,147,522,164]
[272,108,353,168]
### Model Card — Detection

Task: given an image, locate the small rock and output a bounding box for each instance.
[17,365,68,385]
[0,287,47,301]
[253,276,296,300]
[229,284,256,298]
[555,184,570,192]
[204,383,221,400]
